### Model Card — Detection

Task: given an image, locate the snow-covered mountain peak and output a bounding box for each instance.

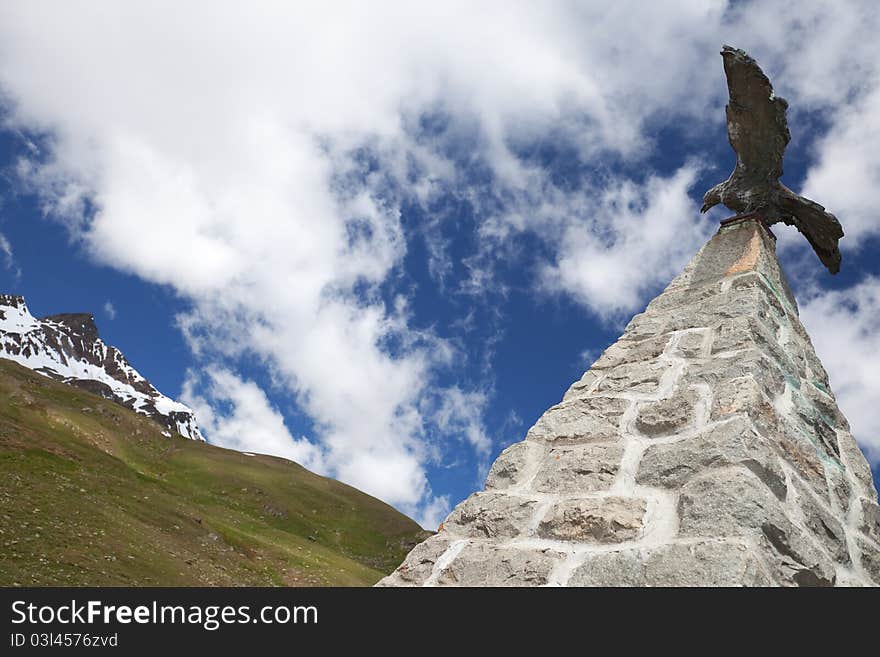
[0,294,203,441]
[0,294,40,334]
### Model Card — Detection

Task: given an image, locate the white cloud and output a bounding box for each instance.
[433,387,493,458]
[719,0,879,111]
[801,84,880,249]
[799,278,880,463]
[182,367,326,471]
[415,495,452,533]
[0,1,878,521]
[539,165,714,321]
[103,300,116,320]
[0,231,18,278]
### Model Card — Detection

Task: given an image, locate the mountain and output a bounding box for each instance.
[0,294,202,440]
[0,358,429,585]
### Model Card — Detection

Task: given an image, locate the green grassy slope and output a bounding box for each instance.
[0,359,430,586]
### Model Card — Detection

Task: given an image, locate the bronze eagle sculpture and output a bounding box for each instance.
[701,46,844,273]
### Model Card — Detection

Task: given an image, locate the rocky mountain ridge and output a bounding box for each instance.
[0,293,202,440]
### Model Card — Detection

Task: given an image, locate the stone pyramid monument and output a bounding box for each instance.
[380,47,880,586]
[380,215,880,586]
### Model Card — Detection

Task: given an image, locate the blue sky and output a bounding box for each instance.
[1,2,879,527]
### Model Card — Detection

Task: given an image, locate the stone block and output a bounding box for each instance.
[537,496,646,543]
[858,497,880,545]
[801,381,849,432]
[675,330,709,358]
[771,422,833,503]
[644,279,724,315]
[444,492,537,539]
[621,312,667,341]
[678,468,836,586]
[637,417,787,499]
[375,534,451,586]
[803,342,831,388]
[694,222,763,280]
[857,538,880,585]
[711,316,801,382]
[838,431,879,499]
[792,389,841,460]
[436,543,562,587]
[790,478,849,564]
[634,387,697,437]
[710,375,773,425]
[595,361,669,394]
[591,335,670,369]
[485,441,543,490]
[533,444,623,493]
[688,349,786,398]
[527,396,627,444]
[568,539,773,587]
[562,370,602,400]
[825,465,852,516]
[711,315,777,356]
[728,271,788,317]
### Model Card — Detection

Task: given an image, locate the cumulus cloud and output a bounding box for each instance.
[539,165,713,320]
[0,1,878,521]
[801,83,880,248]
[182,367,326,472]
[799,279,880,463]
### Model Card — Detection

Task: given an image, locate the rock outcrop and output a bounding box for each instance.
[0,294,203,440]
[379,215,880,587]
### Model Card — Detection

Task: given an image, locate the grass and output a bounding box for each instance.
[0,359,430,586]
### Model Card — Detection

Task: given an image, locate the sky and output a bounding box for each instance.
[0,1,878,528]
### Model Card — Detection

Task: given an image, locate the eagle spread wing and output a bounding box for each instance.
[701,45,844,274]
[721,45,790,181]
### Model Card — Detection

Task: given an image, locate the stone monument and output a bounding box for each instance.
[379,48,880,586]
